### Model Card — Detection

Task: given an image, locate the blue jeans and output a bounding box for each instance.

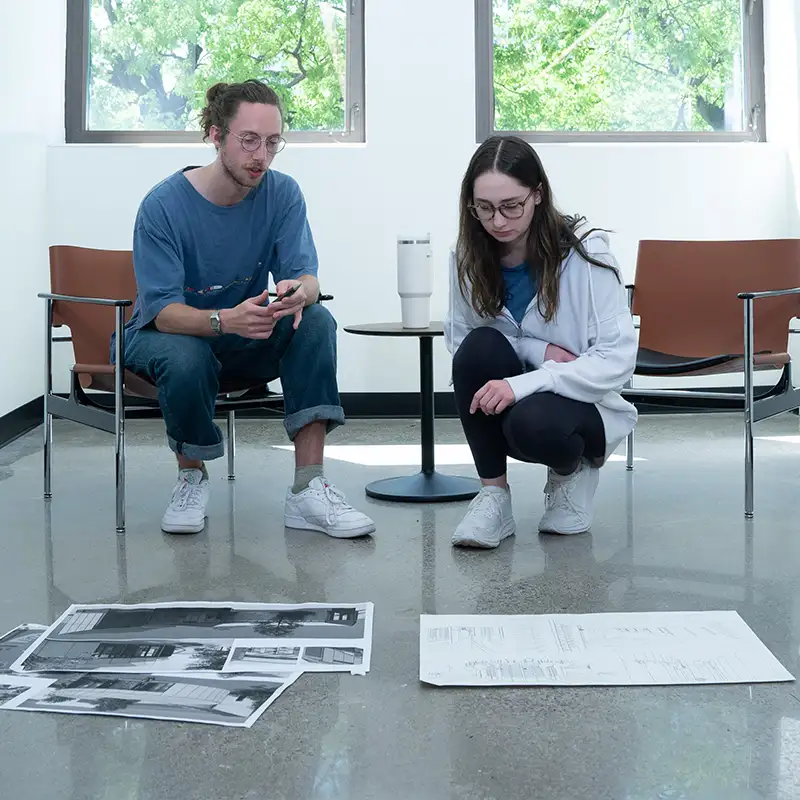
[112,303,344,461]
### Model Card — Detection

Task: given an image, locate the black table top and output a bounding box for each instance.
[344,321,444,337]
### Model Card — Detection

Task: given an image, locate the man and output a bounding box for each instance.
[117,78,375,538]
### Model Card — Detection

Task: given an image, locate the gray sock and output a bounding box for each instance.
[293,464,324,494]
[179,464,208,481]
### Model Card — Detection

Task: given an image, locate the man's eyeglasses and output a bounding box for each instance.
[227,130,286,155]
[468,189,534,221]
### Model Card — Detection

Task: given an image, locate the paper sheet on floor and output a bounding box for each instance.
[9,601,373,676]
[1,670,301,728]
[419,611,795,687]
[0,672,54,707]
[0,624,47,670]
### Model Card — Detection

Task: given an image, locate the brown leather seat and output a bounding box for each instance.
[630,239,800,376]
[42,244,325,532]
[624,238,800,517]
[50,245,271,399]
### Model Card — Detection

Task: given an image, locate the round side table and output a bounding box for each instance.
[343,322,480,502]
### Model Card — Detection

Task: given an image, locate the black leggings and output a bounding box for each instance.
[453,327,606,479]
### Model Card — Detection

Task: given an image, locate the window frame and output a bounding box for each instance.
[474,0,766,143]
[65,0,365,144]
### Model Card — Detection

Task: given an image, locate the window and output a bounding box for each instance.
[475,0,765,142]
[66,0,365,143]
[93,643,174,659]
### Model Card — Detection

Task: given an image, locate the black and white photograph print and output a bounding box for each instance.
[0,674,53,710]
[228,646,302,667]
[0,683,30,705]
[225,644,366,674]
[31,601,372,646]
[0,624,47,670]
[9,671,301,727]
[10,602,374,676]
[13,638,232,675]
[301,646,364,668]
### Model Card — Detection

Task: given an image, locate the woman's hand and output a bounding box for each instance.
[471,380,515,415]
[544,343,577,363]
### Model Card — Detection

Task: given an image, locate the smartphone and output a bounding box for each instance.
[276,284,300,302]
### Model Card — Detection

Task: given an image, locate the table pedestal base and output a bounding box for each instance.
[365,471,480,502]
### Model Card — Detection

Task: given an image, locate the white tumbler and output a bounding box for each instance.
[397,235,433,328]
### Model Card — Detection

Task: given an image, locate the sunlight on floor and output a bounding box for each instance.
[756,435,800,444]
[272,443,646,466]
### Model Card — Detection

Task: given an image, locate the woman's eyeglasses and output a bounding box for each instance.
[468,189,534,221]
[227,130,286,155]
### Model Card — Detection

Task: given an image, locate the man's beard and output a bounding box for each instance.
[220,150,261,190]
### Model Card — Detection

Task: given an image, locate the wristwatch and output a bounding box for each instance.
[209,310,224,335]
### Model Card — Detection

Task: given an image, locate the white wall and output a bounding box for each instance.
[35,1,800,400]
[0,1,65,417]
[766,0,800,209]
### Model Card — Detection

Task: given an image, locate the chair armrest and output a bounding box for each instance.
[38,292,133,307]
[625,283,634,311]
[738,287,800,300]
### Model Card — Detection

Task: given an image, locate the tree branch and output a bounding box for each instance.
[623,55,673,80]
[495,81,524,97]
[287,0,311,87]
[108,55,188,121]
[537,9,614,78]
[694,91,725,130]
[102,0,119,26]
[662,0,717,56]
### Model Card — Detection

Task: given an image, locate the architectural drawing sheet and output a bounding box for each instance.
[10,602,373,676]
[420,611,795,687]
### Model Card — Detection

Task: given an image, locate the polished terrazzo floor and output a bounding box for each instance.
[2,411,800,799]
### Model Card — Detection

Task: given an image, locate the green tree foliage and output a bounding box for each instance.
[493,0,744,132]
[88,0,347,132]
[87,0,746,134]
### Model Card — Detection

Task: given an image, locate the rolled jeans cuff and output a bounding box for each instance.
[167,429,225,461]
[284,404,345,440]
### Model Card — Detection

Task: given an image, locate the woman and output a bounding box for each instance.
[444,136,638,548]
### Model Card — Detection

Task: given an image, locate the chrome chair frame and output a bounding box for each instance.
[623,286,800,518]
[39,291,294,533]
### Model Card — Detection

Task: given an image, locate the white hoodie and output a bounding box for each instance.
[444,229,638,463]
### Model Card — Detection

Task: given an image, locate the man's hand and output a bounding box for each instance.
[218,290,278,339]
[470,380,515,415]
[269,280,307,330]
[544,344,577,363]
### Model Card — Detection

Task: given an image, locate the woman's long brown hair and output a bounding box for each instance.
[457,136,619,322]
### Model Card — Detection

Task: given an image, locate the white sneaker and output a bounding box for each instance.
[161,468,210,534]
[538,460,600,535]
[451,486,516,549]
[284,477,376,539]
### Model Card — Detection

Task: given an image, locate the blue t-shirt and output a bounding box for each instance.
[126,167,319,333]
[502,262,537,324]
